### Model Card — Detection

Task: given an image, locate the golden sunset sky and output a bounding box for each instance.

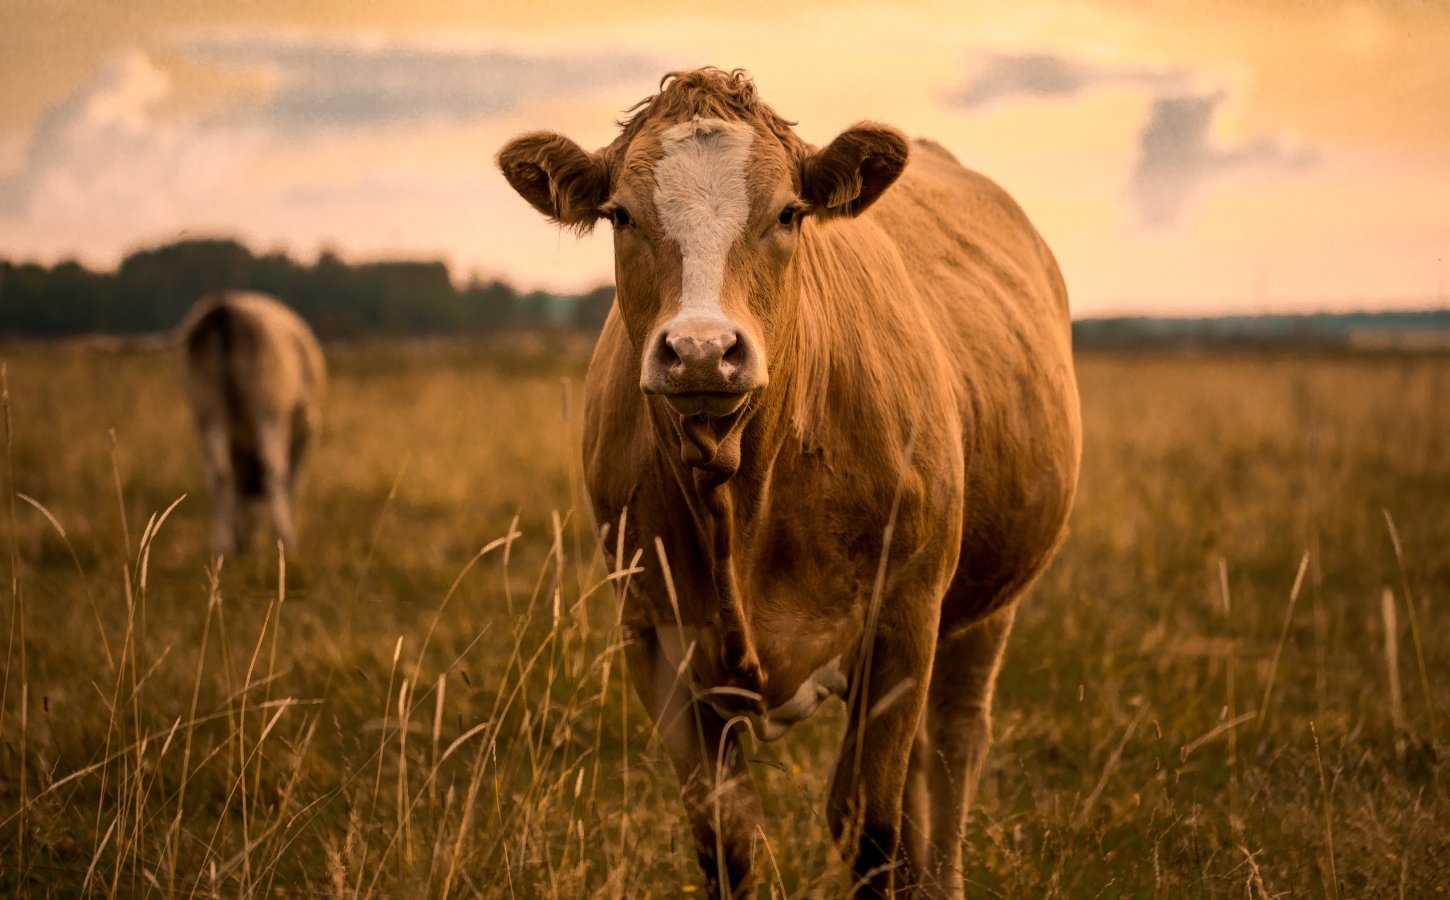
[2,0,1446,315]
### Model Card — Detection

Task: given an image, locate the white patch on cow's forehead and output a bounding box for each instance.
[653,118,755,319]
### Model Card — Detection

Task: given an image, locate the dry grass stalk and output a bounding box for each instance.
[1311,721,1340,899]
[1076,702,1148,828]
[1382,509,1438,749]
[1381,587,1405,736]
[1256,551,1310,738]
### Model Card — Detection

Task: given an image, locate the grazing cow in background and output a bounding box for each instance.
[499,68,1080,897]
[179,291,326,557]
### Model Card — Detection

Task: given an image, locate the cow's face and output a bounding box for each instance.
[499,113,907,419]
[607,117,795,418]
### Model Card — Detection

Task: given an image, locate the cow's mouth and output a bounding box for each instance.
[661,390,750,418]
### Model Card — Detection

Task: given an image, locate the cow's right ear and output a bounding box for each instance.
[497,132,610,232]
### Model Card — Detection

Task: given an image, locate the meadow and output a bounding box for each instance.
[0,336,1446,897]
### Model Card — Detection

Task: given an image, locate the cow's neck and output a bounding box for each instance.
[654,335,797,514]
[648,360,797,697]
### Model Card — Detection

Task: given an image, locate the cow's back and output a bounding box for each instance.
[182,292,325,443]
[868,140,1082,622]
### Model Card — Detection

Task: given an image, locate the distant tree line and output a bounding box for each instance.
[0,238,616,339]
[6,238,1445,348]
[1072,310,1450,349]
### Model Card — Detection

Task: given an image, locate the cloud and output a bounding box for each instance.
[0,49,259,220]
[946,51,1186,109]
[1131,90,1318,227]
[0,36,664,260]
[940,50,1320,229]
[181,31,659,135]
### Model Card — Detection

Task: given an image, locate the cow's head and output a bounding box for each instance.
[498,68,908,421]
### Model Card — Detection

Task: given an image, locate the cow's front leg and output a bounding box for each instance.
[828,605,936,897]
[625,623,765,899]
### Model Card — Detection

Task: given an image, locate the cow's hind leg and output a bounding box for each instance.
[288,405,311,493]
[626,624,765,898]
[200,422,238,557]
[254,419,296,551]
[912,603,1016,897]
[229,443,265,555]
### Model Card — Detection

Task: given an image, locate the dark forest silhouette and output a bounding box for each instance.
[0,238,615,339]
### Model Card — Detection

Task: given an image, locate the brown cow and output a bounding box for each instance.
[179,291,326,557]
[498,68,1080,897]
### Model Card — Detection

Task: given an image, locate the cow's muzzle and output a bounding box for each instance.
[641,315,766,416]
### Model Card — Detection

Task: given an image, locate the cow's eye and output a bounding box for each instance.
[777,206,797,228]
[611,207,633,228]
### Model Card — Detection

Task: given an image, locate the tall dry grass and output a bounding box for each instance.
[0,340,1446,897]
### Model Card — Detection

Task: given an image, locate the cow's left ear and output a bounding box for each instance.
[801,123,909,220]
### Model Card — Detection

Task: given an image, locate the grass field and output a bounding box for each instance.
[0,337,1446,897]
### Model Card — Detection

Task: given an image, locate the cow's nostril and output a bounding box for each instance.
[656,334,682,369]
[722,340,744,366]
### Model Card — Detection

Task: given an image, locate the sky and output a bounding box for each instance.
[1,0,1447,317]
